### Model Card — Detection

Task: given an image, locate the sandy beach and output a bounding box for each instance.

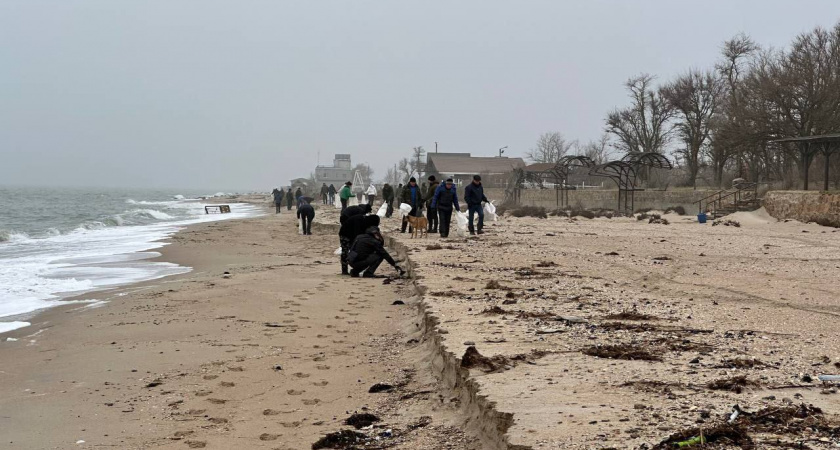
[3,200,840,449]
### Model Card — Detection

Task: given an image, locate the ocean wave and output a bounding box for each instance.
[0,230,30,243]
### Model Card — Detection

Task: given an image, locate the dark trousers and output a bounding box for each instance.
[401,206,420,232]
[385,199,393,218]
[300,211,315,235]
[329,193,335,204]
[340,199,348,211]
[426,206,438,231]
[367,195,376,204]
[286,200,292,211]
[339,236,351,274]
[322,194,328,205]
[275,204,282,213]
[438,208,453,238]
[350,254,384,276]
[468,204,484,232]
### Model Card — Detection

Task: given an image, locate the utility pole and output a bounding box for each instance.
[499,146,508,157]
[435,141,438,153]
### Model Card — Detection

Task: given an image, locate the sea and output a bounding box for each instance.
[0,186,262,334]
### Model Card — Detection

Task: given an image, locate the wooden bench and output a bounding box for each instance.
[205,205,231,214]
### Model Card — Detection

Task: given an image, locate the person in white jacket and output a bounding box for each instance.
[365,183,377,204]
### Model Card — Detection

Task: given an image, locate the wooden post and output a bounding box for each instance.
[826,149,831,192]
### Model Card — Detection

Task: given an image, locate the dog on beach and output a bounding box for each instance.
[406,215,428,238]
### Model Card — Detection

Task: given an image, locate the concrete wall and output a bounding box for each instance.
[763,191,840,227]
[483,187,715,213]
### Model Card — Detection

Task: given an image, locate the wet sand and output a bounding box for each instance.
[0,205,477,449]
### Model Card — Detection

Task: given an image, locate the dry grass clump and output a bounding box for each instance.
[664,205,687,215]
[582,344,661,361]
[508,206,548,218]
[713,219,741,227]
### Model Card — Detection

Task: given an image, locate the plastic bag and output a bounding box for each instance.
[333,246,342,255]
[454,210,468,237]
[376,202,388,218]
[298,218,304,235]
[484,201,497,222]
[334,196,342,209]
[398,203,412,217]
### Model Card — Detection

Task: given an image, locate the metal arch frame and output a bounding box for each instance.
[553,156,596,207]
[589,152,673,215]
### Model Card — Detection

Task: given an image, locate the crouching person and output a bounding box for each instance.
[297,199,315,235]
[347,226,404,278]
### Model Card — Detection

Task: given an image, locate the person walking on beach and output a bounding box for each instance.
[294,187,303,206]
[365,182,377,205]
[339,182,353,211]
[273,188,284,213]
[425,175,440,233]
[297,199,316,235]
[339,213,379,275]
[285,188,294,211]
[431,178,460,238]
[382,183,394,218]
[347,225,404,278]
[320,183,329,205]
[328,184,337,205]
[464,175,489,235]
[400,177,424,234]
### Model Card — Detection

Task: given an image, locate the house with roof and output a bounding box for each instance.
[314,154,354,187]
[424,153,526,187]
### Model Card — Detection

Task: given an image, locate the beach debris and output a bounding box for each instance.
[264,322,286,328]
[145,380,163,388]
[603,311,658,321]
[222,271,231,279]
[728,404,752,423]
[673,434,705,447]
[535,328,564,335]
[714,358,765,369]
[368,383,394,393]
[706,376,756,393]
[272,364,283,371]
[712,219,741,227]
[818,374,840,383]
[463,340,476,346]
[344,412,381,429]
[582,344,661,361]
[391,300,405,305]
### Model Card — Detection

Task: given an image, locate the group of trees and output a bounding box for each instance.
[530,22,840,189]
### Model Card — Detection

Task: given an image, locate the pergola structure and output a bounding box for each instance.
[774,134,840,191]
[519,156,596,207]
[588,152,673,215]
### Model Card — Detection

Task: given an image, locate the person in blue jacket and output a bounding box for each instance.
[463,175,489,235]
[431,178,460,238]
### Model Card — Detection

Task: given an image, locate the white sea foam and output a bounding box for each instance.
[0,321,31,334]
[0,200,261,320]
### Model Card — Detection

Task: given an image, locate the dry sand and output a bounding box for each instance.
[351,206,840,449]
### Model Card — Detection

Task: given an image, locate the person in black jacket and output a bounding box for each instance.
[328,184,337,205]
[348,226,404,278]
[430,178,460,238]
[285,188,294,210]
[320,183,329,205]
[463,175,489,235]
[339,203,373,225]
[338,214,379,275]
[297,199,315,235]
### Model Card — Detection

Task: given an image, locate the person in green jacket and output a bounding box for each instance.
[381,183,395,218]
[339,182,353,211]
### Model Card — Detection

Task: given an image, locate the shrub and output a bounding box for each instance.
[664,205,686,215]
[569,210,595,219]
[509,206,548,219]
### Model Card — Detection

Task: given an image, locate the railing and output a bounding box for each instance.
[695,182,758,216]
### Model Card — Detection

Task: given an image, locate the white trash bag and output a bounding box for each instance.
[484,201,497,222]
[334,196,342,209]
[454,210,469,237]
[398,203,412,218]
[333,246,342,255]
[298,218,304,235]
[376,202,388,218]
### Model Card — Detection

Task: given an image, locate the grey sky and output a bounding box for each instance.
[1,1,838,191]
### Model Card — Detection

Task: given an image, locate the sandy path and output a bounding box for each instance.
[0,208,477,449]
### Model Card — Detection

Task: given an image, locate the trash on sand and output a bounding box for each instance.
[673,434,705,447]
[818,374,840,383]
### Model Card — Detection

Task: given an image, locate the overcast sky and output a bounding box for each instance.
[1,1,838,191]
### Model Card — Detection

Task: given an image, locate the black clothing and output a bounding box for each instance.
[340,198,348,211]
[339,214,379,241]
[438,208,453,238]
[340,204,371,224]
[348,227,396,275]
[340,235,351,274]
[464,182,488,206]
[285,190,293,210]
[435,185,457,211]
[426,206,438,232]
[349,253,384,277]
[297,204,315,235]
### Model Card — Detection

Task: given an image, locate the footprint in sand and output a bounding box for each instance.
[282,319,295,323]
[219,381,235,387]
[312,380,329,387]
[185,441,207,448]
[203,375,219,380]
[313,356,325,362]
[301,399,321,405]
[207,398,227,404]
[287,389,305,395]
[259,433,279,441]
[208,417,228,424]
[227,366,244,372]
[185,409,206,415]
[293,372,311,378]
[195,390,212,397]
[263,409,280,416]
[315,365,330,370]
[281,421,302,428]
[173,431,194,439]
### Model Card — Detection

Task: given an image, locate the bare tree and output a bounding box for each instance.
[661,69,724,188]
[606,74,675,154]
[411,146,427,178]
[579,134,613,165]
[526,132,576,163]
[382,166,401,186]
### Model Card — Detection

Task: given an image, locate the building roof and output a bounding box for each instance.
[523,162,558,173]
[427,153,526,174]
